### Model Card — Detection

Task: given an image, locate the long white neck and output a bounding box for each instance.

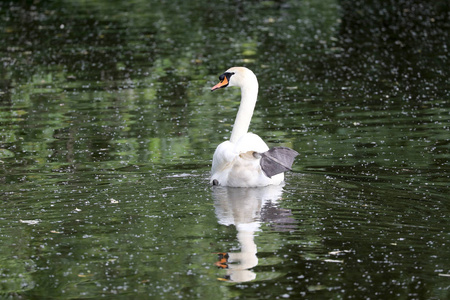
[230,79,258,143]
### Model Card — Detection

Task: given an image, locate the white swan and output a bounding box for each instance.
[210,67,298,187]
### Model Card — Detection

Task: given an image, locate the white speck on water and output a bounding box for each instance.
[20,219,40,225]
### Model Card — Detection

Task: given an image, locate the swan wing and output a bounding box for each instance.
[211,141,236,175]
[234,132,269,153]
[211,133,266,175]
[259,147,299,178]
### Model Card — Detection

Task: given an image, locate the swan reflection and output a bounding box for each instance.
[212,185,294,282]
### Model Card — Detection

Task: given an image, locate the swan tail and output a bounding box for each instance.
[259,147,299,178]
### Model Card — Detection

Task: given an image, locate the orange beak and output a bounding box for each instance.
[211,76,229,91]
[214,252,229,269]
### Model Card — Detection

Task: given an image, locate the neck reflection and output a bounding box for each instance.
[212,185,286,282]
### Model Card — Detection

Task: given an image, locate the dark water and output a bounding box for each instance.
[1,0,449,299]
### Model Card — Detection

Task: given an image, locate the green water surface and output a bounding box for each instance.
[0,0,449,299]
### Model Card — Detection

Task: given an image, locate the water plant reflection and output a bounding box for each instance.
[212,185,292,282]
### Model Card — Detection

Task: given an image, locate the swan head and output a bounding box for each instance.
[211,67,257,91]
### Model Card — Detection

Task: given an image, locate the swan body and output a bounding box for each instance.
[210,67,298,187]
[211,132,284,187]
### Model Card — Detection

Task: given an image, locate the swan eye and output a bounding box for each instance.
[218,72,234,83]
[211,72,235,91]
[225,72,235,79]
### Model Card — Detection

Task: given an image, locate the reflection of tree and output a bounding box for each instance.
[1,1,158,82]
[336,0,449,99]
[0,0,204,177]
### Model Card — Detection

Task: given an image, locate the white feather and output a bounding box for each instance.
[210,67,285,187]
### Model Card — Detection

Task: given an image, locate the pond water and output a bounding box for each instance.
[0,0,449,299]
